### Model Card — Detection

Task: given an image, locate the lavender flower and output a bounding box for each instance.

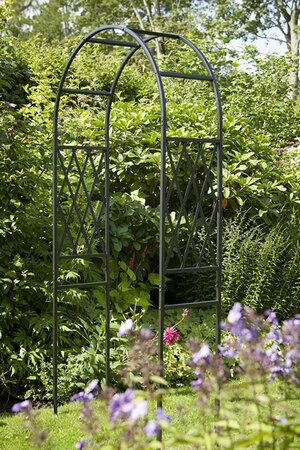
[11,399,31,413]
[266,323,282,342]
[109,388,147,423]
[70,379,99,403]
[219,304,300,386]
[118,318,134,337]
[265,310,278,325]
[144,420,159,436]
[275,416,288,424]
[191,373,203,387]
[227,302,242,324]
[75,437,87,449]
[155,407,170,423]
[241,325,258,341]
[191,344,210,364]
[70,391,94,403]
[130,399,148,421]
[218,345,236,358]
[282,316,300,343]
[85,379,98,396]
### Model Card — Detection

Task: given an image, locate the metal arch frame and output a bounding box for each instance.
[53,24,223,413]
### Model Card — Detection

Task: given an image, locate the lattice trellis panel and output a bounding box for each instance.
[56,146,106,258]
[165,138,219,272]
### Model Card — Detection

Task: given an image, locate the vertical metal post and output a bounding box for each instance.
[52,115,58,414]
[104,91,111,386]
[215,87,223,353]
[157,116,167,406]
[216,140,222,352]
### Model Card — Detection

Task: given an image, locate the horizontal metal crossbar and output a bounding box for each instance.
[57,280,106,289]
[88,37,139,47]
[166,137,220,144]
[129,28,179,38]
[61,88,111,96]
[165,299,219,309]
[166,265,219,274]
[57,145,107,151]
[160,71,213,81]
[59,253,106,259]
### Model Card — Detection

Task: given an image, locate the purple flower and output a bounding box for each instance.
[241,326,258,341]
[70,391,93,403]
[155,407,170,423]
[183,308,190,316]
[285,349,299,368]
[130,399,148,421]
[218,345,236,358]
[11,399,31,413]
[75,438,87,449]
[109,389,147,423]
[70,379,98,403]
[265,310,278,325]
[85,379,98,395]
[266,324,281,342]
[227,303,242,325]
[282,316,300,342]
[118,318,134,337]
[191,373,203,387]
[109,389,133,421]
[191,344,210,364]
[144,419,159,436]
[275,416,288,424]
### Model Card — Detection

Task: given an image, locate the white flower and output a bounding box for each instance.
[117,318,134,337]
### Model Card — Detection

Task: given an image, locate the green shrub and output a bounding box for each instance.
[222,214,300,318]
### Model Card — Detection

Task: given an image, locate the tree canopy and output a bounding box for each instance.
[6,0,300,99]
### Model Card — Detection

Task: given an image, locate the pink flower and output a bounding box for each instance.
[183,308,190,316]
[163,327,178,345]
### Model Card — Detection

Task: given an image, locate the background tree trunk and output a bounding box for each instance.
[287,9,300,100]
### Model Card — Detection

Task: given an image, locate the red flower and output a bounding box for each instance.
[163,327,178,345]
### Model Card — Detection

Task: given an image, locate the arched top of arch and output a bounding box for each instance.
[54,24,222,144]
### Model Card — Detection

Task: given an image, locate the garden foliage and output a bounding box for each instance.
[0,28,299,400]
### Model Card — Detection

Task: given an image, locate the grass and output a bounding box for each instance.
[0,379,299,449]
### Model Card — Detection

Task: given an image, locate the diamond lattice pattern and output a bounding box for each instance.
[165,139,219,269]
[56,148,106,257]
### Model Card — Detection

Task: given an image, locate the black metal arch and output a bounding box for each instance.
[53,24,222,413]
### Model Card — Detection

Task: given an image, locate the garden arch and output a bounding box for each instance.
[53,25,222,412]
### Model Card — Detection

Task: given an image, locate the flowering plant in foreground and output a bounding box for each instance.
[10,399,49,447]
[11,305,300,448]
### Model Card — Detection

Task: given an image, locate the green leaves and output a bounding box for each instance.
[1,25,299,403]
